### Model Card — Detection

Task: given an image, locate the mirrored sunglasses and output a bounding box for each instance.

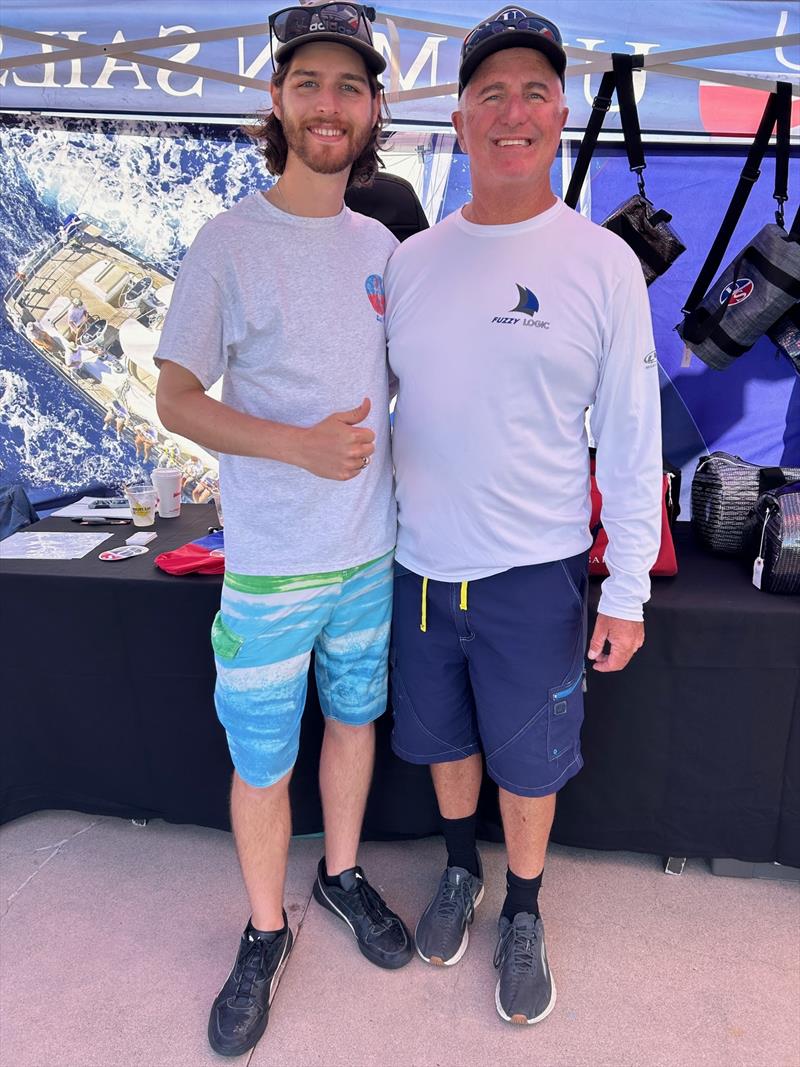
[462,12,563,60]
[270,3,377,46]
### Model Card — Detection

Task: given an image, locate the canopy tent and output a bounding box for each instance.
[1,2,798,132]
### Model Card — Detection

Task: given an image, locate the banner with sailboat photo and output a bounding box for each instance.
[1,111,798,511]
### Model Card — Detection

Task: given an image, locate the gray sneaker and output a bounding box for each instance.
[494,912,557,1025]
[415,854,484,966]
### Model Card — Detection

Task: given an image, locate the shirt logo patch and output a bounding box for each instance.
[365,274,386,318]
[720,278,753,306]
[490,283,550,329]
[644,350,658,367]
[512,284,540,317]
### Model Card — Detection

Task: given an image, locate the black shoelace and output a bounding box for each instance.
[232,936,276,1006]
[435,875,476,926]
[353,878,396,930]
[493,924,537,974]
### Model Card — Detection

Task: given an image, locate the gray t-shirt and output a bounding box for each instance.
[156,192,398,575]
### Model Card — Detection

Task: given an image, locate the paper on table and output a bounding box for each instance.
[51,496,132,519]
[0,531,113,560]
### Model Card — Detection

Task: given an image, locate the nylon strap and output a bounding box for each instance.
[682,89,779,314]
[565,55,647,209]
[774,80,791,221]
[564,68,615,209]
[613,53,646,183]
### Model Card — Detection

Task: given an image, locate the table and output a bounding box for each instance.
[2,507,799,866]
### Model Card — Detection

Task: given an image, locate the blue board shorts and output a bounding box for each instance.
[211,552,393,788]
[390,553,588,798]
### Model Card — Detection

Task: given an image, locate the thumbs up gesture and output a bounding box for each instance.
[298,397,376,480]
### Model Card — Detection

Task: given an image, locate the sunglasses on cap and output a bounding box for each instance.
[462,10,563,59]
[270,3,377,47]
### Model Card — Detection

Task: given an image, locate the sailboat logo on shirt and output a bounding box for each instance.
[490,283,550,330]
[512,284,540,317]
[365,274,386,319]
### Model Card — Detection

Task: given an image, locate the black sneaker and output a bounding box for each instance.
[207,915,293,1057]
[494,912,556,1025]
[312,859,413,969]
[415,853,484,966]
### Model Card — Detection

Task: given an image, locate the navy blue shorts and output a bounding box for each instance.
[390,554,588,798]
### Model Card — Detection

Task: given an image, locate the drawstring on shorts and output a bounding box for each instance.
[419,577,469,632]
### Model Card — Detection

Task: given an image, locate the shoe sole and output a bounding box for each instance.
[495,973,557,1026]
[312,878,413,970]
[415,884,485,967]
[207,929,294,1057]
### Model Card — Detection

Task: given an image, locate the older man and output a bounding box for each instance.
[385,6,662,1026]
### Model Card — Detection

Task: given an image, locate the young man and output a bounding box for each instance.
[155,4,412,1057]
[385,6,663,1027]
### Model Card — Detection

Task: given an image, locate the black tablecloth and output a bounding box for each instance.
[2,507,798,865]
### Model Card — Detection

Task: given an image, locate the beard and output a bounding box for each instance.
[281,112,373,175]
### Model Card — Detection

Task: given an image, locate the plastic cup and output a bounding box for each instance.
[211,489,223,527]
[125,483,158,527]
[151,467,182,518]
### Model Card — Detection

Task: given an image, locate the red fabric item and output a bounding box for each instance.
[589,462,678,577]
[155,535,225,575]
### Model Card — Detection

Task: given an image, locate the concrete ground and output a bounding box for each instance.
[1,811,799,1067]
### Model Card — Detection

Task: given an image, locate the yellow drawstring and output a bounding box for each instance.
[420,577,468,633]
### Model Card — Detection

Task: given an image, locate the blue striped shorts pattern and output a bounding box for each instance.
[211,553,393,787]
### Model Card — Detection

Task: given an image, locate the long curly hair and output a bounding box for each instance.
[247,59,388,188]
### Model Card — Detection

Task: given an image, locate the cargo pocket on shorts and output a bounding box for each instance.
[211,612,245,661]
[547,666,585,762]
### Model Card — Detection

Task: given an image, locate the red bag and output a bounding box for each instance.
[589,456,678,577]
[155,531,225,575]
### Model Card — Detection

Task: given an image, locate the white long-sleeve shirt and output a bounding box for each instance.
[384,198,663,621]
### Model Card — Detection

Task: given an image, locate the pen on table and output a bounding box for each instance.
[71,517,131,525]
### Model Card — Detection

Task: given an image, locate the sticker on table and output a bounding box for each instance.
[99,545,150,561]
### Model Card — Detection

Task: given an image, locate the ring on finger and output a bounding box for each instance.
[361,455,370,468]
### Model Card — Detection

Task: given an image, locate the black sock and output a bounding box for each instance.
[501,867,543,922]
[440,812,480,876]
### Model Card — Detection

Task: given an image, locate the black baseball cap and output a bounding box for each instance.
[458,6,567,95]
[271,3,386,76]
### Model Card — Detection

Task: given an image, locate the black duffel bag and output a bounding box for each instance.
[564,54,685,286]
[691,451,800,555]
[768,300,800,373]
[766,207,800,374]
[677,82,799,370]
[743,481,800,595]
